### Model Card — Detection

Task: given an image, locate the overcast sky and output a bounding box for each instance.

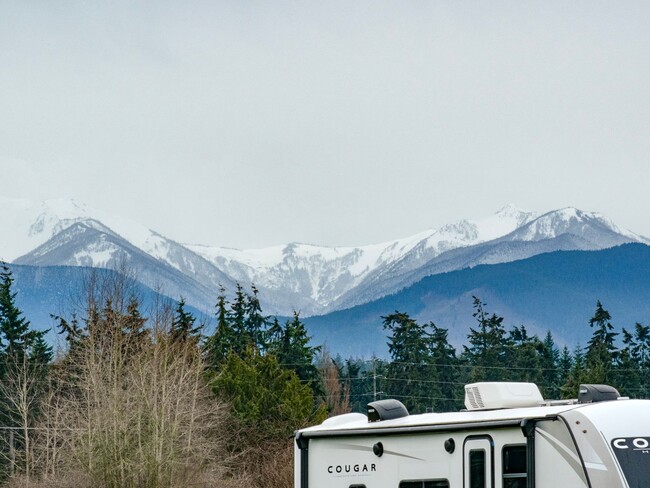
[1,1,648,248]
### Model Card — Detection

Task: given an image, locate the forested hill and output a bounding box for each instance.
[303,243,650,357]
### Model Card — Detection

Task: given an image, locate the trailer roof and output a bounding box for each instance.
[298,399,650,438]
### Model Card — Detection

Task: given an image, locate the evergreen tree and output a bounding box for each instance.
[462,296,509,382]
[339,357,386,413]
[383,312,436,413]
[630,323,650,371]
[340,357,363,411]
[54,313,85,353]
[267,317,283,347]
[540,331,560,398]
[245,284,269,351]
[584,301,618,384]
[0,262,52,478]
[562,344,585,398]
[267,311,320,387]
[615,328,642,397]
[0,263,42,361]
[230,283,249,352]
[205,286,236,368]
[122,295,149,353]
[428,323,460,411]
[506,326,545,387]
[365,357,389,408]
[557,346,574,398]
[211,347,326,440]
[628,323,650,397]
[170,297,201,345]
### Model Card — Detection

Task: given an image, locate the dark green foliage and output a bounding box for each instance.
[170,297,201,344]
[230,283,249,351]
[506,325,545,386]
[122,295,149,356]
[383,312,436,413]
[0,263,45,362]
[583,301,618,384]
[562,344,585,398]
[204,286,235,367]
[53,313,85,352]
[615,328,642,398]
[428,323,460,411]
[462,297,509,382]
[339,357,388,413]
[0,261,53,369]
[540,331,561,398]
[0,262,53,479]
[205,284,271,369]
[267,311,320,388]
[203,283,326,442]
[383,312,459,413]
[211,348,325,439]
[557,346,573,398]
[614,323,650,398]
[245,284,269,350]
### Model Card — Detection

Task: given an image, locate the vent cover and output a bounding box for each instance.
[464,383,543,411]
[367,399,409,422]
[578,384,620,403]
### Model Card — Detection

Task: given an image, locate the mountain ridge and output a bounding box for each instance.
[2,196,648,316]
[302,243,650,357]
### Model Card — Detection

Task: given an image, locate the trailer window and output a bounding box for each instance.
[502,445,526,488]
[469,450,486,488]
[398,480,449,488]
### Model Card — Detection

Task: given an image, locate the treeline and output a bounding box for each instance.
[339,297,650,414]
[1,262,649,487]
[0,266,325,488]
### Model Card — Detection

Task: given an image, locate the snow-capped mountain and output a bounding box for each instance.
[13,220,223,310]
[329,207,650,311]
[186,204,541,313]
[2,197,648,316]
[498,207,646,245]
[3,197,236,311]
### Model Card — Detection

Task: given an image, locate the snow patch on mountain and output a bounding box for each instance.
[185,204,542,308]
[3,196,648,316]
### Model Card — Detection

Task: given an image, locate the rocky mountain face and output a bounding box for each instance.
[2,197,648,316]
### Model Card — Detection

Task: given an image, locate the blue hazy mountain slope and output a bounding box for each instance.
[8,264,211,344]
[302,244,650,357]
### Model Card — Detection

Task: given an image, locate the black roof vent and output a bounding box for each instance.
[578,384,620,404]
[367,399,409,422]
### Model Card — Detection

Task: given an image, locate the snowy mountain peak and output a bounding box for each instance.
[3,196,648,316]
[435,206,539,245]
[495,203,528,217]
[501,207,649,245]
[437,220,479,242]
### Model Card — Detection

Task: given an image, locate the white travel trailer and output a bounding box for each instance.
[294,382,650,488]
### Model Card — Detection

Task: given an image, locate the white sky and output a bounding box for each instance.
[1,1,649,249]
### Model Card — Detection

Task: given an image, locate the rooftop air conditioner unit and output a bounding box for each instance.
[464,382,544,411]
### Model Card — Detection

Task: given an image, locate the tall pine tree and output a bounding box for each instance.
[170,297,201,345]
[267,311,320,388]
[383,312,436,413]
[462,296,509,382]
[583,301,617,384]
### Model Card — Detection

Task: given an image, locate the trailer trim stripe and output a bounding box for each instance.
[299,418,528,439]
